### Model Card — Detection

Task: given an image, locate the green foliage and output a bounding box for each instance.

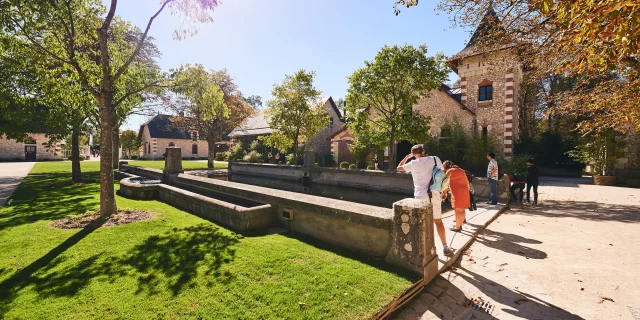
[424,117,497,175]
[260,70,328,165]
[314,163,320,167]
[568,130,625,176]
[349,164,358,170]
[316,153,335,167]
[344,44,448,166]
[367,165,375,170]
[214,152,225,161]
[286,153,296,165]
[340,162,350,169]
[349,139,372,169]
[120,130,139,158]
[243,151,263,163]
[515,132,582,169]
[231,142,245,161]
[499,153,532,175]
[249,140,261,153]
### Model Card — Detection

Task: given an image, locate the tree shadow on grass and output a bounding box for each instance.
[0,175,98,231]
[276,231,419,283]
[0,223,239,317]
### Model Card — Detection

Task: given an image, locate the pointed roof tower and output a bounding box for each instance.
[448,7,516,73]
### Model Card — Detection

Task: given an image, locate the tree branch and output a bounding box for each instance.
[112,0,170,82]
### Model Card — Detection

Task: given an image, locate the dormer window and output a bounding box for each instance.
[479,85,493,101]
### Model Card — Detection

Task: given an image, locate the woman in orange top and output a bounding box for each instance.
[441,160,470,232]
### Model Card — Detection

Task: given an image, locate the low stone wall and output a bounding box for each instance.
[229,162,507,201]
[117,164,439,275]
[123,165,163,180]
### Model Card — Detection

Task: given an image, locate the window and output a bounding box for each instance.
[329,117,334,128]
[192,144,198,154]
[479,85,493,101]
[191,131,198,141]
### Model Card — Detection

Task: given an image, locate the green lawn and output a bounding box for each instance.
[0,174,415,319]
[29,160,227,174]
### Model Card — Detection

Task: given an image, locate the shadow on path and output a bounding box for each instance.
[520,200,640,223]
[467,224,548,260]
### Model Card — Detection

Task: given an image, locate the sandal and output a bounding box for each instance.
[449,227,462,232]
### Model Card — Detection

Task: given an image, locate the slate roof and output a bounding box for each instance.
[439,84,475,115]
[448,8,517,72]
[139,114,196,140]
[229,96,343,137]
[228,109,272,137]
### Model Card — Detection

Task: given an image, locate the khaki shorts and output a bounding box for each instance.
[416,191,442,220]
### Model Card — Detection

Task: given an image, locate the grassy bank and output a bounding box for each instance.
[0,174,414,319]
[29,160,227,174]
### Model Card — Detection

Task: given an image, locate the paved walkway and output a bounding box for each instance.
[0,162,35,206]
[395,177,640,319]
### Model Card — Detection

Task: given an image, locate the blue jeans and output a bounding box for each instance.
[488,178,498,204]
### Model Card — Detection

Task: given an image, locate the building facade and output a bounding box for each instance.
[138,114,209,160]
[0,134,61,161]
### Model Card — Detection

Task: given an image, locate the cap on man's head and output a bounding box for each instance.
[411,144,425,155]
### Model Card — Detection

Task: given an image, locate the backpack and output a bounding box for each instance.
[463,170,474,183]
[429,157,446,193]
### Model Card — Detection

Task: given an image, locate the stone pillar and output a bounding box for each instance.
[386,198,438,282]
[163,147,183,182]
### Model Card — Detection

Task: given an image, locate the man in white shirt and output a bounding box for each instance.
[397,144,452,256]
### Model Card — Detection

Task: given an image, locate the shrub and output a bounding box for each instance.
[349,164,357,170]
[232,142,245,160]
[286,153,296,165]
[500,153,532,175]
[314,162,319,167]
[339,161,349,169]
[221,151,231,161]
[367,165,374,170]
[316,153,335,167]
[244,151,263,163]
[250,140,261,153]
[214,152,225,161]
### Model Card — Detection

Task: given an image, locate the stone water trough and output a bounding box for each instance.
[117,147,439,280]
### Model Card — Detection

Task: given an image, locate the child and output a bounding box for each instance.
[508,173,526,203]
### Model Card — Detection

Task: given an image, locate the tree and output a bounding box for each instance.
[120,130,139,159]
[170,66,254,168]
[243,95,263,109]
[344,44,448,168]
[261,70,327,165]
[394,0,640,134]
[0,0,219,217]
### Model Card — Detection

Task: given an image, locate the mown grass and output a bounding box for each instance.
[29,160,227,174]
[0,174,415,319]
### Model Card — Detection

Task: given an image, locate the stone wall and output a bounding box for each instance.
[413,89,475,136]
[306,99,345,157]
[458,49,522,158]
[139,125,209,160]
[0,134,61,161]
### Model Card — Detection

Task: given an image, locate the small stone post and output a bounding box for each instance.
[386,198,438,282]
[163,147,184,182]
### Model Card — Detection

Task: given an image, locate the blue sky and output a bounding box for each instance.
[114,0,473,131]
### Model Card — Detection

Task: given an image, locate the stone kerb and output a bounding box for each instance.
[163,147,184,182]
[386,198,438,279]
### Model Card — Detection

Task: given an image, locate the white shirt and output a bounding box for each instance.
[401,156,444,197]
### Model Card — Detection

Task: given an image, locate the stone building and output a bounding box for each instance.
[447,8,522,159]
[138,114,209,160]
[329,9,522,167]
[229,96,344,158]
[0,133,61,161]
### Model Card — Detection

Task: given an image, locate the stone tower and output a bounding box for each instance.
[448,9,522,159]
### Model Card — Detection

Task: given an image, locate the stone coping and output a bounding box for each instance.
[171,173,393,230]
[231,161,411,178]
[160,184,272,214]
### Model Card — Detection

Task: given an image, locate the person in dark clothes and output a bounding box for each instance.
[508,173,526,203]
[526,159,541,205]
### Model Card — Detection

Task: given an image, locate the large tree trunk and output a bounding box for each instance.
[389,126,397,171]
[71,126,83,184]
[112,125,120,169]
[99,96,117,218]
[207,138,216,169]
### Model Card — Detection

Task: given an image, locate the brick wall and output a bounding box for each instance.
[413,88,475,136]
[0,133,61,161]
[457,49,522,158]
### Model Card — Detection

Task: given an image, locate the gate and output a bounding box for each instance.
[25,145,36,161]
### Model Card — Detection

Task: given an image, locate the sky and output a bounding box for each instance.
[113,0,474,131]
